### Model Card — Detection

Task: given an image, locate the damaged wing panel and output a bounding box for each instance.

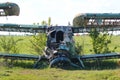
[0,2,20,16]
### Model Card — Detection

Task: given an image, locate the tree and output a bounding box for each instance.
[89,28,117,54]
[0,36,23,53]
[29,33,46,55]
[33,17,52,27]
[41,20,47,26]
[48,17,51,26]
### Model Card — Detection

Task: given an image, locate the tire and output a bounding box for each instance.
[49,57,71,68]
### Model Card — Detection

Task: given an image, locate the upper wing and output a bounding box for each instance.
[0,23,47,33]
[72,13,120,33]
[71,26,120,33]
[0,2,20,16]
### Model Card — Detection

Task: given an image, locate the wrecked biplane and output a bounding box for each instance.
[0,2,120,68]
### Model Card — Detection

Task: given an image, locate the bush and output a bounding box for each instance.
[0,36,23,53]
[75,41,83,55]
[29,33,46,55]
[89,28,117,54]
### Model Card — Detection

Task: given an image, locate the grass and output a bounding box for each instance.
[74,35,120,54]
[0,66,120,80]
[0,35,119,55]
[0,58,120,80]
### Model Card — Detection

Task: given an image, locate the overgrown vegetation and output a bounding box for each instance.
[75,41,83,55]
[74,35,120,54]
[0,66,120,80]
[29,33,46,55]
[0,34,119,80]
[89,28,117,54]
[0,36,23,53]
[0,34,119,55]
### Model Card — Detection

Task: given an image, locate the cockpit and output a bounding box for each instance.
[47,26,73,50]
[47,30,64,49]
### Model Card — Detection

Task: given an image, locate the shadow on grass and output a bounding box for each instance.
[55,59,120,70]
[83,59,120,70]
[0,59,120,70]
[0,60,49,69]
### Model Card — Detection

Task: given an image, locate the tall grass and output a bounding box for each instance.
[29,33,46,55]
[0,65,120,80]
[0,35,119,54]
[89,29,117,54]
[0,36,23,53]
[74,35,120,54]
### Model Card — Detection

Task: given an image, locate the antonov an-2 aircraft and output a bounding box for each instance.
[0,2,120,68]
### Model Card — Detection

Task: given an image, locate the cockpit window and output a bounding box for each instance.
[50,31,56,38]
[56,31,64,43]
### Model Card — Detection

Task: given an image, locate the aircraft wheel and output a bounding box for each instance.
[49,57,71,68]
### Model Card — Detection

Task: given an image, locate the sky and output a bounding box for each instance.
[0,0,120,26]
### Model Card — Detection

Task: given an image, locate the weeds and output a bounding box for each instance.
[75,41,83,55]
[0,36,23,53]
[29,33,46,55]
[89,28,117,54]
